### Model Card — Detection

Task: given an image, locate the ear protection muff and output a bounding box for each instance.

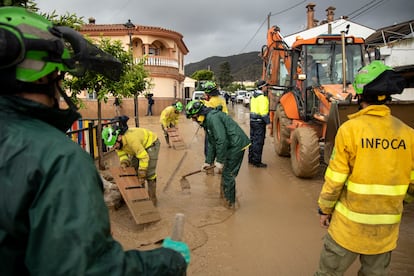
[0,23,25,69]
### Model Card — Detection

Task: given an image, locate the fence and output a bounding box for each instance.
[66,118,114,158]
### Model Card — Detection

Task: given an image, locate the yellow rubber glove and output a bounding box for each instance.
[120,159,131,169]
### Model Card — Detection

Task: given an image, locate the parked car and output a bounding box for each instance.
[192,91,205,101]
[235,90,247,104]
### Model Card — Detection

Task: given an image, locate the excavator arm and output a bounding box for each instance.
[260,25,291,86]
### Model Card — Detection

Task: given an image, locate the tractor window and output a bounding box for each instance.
[304,44,364,86]
[279,58,289,86]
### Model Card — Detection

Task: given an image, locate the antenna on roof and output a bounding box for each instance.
[345,24,350,35]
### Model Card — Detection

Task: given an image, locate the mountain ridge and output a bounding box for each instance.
[184,51,262,82]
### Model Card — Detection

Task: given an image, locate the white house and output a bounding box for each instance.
[284,4,375,46]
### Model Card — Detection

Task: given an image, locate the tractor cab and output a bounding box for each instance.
[287,34,367,122]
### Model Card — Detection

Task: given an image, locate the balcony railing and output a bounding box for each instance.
[134,56,179,69]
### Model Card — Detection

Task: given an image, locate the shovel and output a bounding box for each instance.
[180,166,215,191]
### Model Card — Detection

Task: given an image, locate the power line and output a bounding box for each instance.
[238,18,267,54]
[238,0,307,54]
[108,0,134,23]
[347,0,389,20]
[270,0,307,17]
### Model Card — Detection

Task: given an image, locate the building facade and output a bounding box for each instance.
[78,18,189,116]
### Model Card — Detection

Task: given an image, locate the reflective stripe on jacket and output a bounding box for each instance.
[250,91,270,124]
[318,104,414,254]
[117,128,158,170]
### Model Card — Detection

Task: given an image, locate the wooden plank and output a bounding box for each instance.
[167,128,186,150]
[109,167,160,224]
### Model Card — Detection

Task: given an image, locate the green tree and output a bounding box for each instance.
[65,37,150,169]
[217,61,233,89]
[0,0,30,7]
[191,69,214,82]
[42,11,84,30]
[191,69,215,90]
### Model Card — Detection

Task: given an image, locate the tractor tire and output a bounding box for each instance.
[290,127,320,178]
[274,104,291,156]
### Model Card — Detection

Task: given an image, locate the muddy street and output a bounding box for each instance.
[108,103,414,276]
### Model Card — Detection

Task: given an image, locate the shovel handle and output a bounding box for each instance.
[181,170,202,178]
[171,213,185,241]
[181,166,215,178]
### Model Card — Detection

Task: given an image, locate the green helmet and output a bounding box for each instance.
[174,101,183,112]
[353,61,393,95]
[0,7,122,84]
[202,81,217,94]
[102,126,120,147]
[185,100,204,118]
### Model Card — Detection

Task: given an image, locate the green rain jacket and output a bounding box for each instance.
[203,109,251,164]
[0,96,186,275]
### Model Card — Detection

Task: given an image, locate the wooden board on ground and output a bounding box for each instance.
[110,167,160,225]
[167,127,186,150]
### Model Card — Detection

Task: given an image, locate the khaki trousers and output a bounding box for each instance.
[315,234,391,276]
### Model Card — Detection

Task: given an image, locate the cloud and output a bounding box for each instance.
[36,0,413,64]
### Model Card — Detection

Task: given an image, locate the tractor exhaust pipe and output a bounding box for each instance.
[341,25,350,93]
[341,30,347,92]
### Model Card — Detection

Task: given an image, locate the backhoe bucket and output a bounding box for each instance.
[324,100,414,164]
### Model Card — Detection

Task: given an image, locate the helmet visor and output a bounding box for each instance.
[57,26,122,81]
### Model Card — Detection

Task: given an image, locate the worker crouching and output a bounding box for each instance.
[103,117,160,206]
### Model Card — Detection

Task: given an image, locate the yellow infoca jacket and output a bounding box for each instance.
[318,105,414,254]
[204,95,228,114]
[160,105,179,128]
[117,128,158,171]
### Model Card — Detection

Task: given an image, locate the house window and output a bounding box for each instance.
[88,91,97,99]
[150,47,160,55]
[143,46,160,56]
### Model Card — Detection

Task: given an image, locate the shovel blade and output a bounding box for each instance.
[180,177,191,191]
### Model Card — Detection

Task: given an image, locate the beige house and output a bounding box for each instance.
[77,18,189,117]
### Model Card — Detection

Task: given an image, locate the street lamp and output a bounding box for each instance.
[124,19,140,127]
[124,19,134,50]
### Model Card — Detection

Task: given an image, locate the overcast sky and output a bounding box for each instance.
[36,0,413,65]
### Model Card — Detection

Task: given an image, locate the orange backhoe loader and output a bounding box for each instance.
[261,25,414,178]
[261,26,365,178]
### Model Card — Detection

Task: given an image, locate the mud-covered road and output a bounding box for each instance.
[108,103,414,276]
